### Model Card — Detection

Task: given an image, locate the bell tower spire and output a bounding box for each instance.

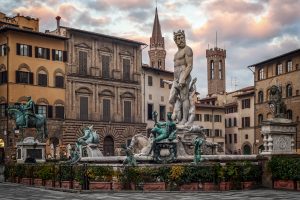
[148,6,166,69]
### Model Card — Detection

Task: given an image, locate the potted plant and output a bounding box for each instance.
[21,165,33,185]
[112,169,123,191]
[88,166,113,190]
[73,165,84,190]
[119,166,141,190]
[178,166,201,191]
[142,167,167,191]
[36,164,54,187]
[241,161,261,190]
[268,157,298,190]
[201,165,217,191]
[59,165,73,189]
[15,164,25,183]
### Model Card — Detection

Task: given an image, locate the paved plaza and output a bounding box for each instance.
[0,182,299,200]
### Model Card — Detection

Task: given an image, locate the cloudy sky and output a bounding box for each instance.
[2,0,300,96]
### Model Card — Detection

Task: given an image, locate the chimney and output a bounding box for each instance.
[56,16,61,34]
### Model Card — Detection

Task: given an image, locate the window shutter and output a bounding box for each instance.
[2,71,7,84]
[102,55,110,78]
[28,45,32,57]
[63,51,68,62]
[34,105,38,114]
[123,59,130,81]
[35,47,38,57]
[16,71,20,83]
[55,106,64,119]
[102,99,111,121]
[52,49,55,60]
[80,97,88,120]
[4,44,7,55]
[124,101,131,122]
[47,105,53,118]
[16,43,20,55]
[29,72,33,84]
[46,48,50,60]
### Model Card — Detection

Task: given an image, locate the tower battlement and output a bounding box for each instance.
[206,47,226,58]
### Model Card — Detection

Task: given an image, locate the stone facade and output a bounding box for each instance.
[52,26,146,156]
[142,65,173,131]
[194,103,226,154]
[251,49,300,153]
[0,13,67,162]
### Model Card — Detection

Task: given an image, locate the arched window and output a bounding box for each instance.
[55,72,64,88]
[210,60,214,80]
[103,136,114,156]
[258,114,263,124]
[55,104,64,119]
[258,68,264,80]
[218,60,222,79]
[37,70,48,87]
[258,91,264,103]
[286,110,292,120]
[286,84,292,97]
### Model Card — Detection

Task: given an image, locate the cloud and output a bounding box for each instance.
[161,16,192,32]
[87,0,152,11]
[76,12,110,27]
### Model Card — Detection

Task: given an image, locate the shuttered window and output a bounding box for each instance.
[123,59,130,81]
[80,97,88,120]
[102,99,111,122]
[124,100,131,122]
[55,75,64,88]
[38,73,47,86]
[47,105,53,118]
[55,106,64,119]
[0,44,7,56]
[148,76,153,86]
[35,47,50,59]
[16,71,33,84]
[159,105,166,121]
[16,43,32,57]
[102,55,110,79]
[0,71,7,84]
[79,51,87,75]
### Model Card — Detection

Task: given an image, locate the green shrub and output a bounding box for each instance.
[87,166,113,182]
[36,164,54,180]
[268,156,300,180]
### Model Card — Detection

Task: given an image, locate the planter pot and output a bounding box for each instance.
[34,178,44,186]
[143,182,166,191]
[179,183,199,191]
[61,181,72,189]
[112,182,123,191]
[8,177,16,183]
[219,182,232,191]
[45,180,53,188]
[274,180,295,190]
[73,181,81,190]
[89,181,112,190]
[242,181,255,190]
[203,182,216,191]
[21,178,32,185]
[55,181,60,188]
[16,177,21,183]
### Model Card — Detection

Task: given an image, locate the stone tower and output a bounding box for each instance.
[148,7,166,69]
[206,46,226,95]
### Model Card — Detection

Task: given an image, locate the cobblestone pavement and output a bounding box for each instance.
[0,182,300,200]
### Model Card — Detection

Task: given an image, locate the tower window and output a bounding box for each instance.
[210,60,214,79]
[218,60,222,79]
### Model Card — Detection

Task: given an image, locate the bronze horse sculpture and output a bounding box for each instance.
[7,105,48,142]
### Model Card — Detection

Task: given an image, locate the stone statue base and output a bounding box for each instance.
[153,139,178,163]
[80,144,103,158]
[260,118,297,155]
[16,137,46,163]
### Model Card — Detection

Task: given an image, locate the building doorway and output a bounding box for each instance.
[103,136,114,156]
[243,144,251,155]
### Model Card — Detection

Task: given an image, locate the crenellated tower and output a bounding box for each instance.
[148,7,166,69]
[206,46,226,95]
